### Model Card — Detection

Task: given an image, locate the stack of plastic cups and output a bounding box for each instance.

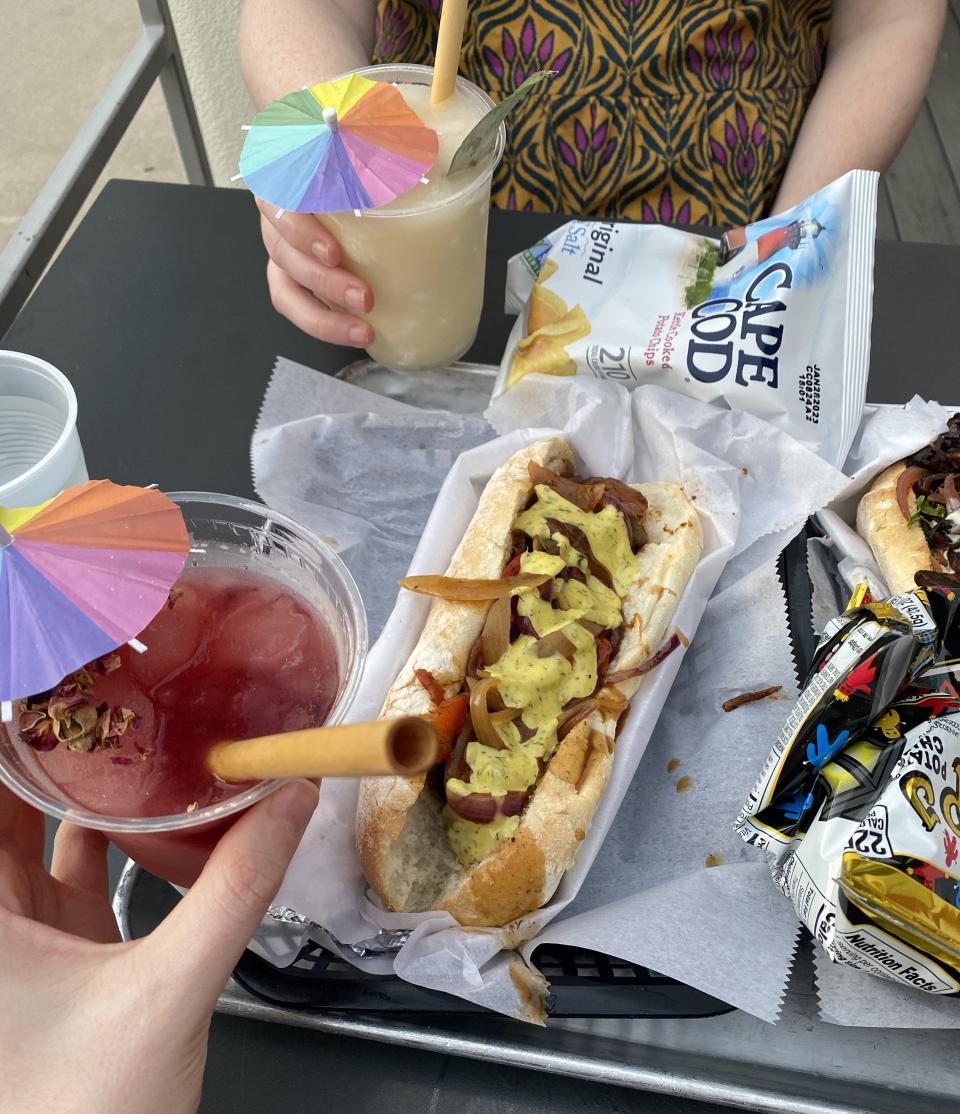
[0,351,88,509]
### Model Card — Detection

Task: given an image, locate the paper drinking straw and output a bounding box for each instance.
[206,717,439,781]
[431,0,468,104]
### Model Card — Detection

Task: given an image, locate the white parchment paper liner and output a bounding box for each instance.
[815,947,960,1027]
[251,360,902,1022]
[252,357,959,1024]
[252,357,493,641]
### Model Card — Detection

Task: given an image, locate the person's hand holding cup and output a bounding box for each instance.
[0,778,318,1114]
[257,198,374,348]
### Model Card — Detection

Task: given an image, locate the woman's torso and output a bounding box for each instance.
[373,0,831,224]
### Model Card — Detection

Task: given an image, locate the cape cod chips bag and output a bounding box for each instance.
[495,170,879,469]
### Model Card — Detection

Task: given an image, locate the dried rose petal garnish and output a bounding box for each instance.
[17,705,58,751]
[95,703,136,748]
[93,652,122,675]
[15,651,137,755]
[49,694,99,751]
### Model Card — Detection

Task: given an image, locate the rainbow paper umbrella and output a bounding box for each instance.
[237,72,438,213]
[0,481,189,703]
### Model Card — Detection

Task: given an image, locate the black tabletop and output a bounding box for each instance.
[7,180,960,503]
[6,180,960,1114]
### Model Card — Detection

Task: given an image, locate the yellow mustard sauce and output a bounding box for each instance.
[515,485,641,597]
[443,483,642,866]
[444,809,520,864]
[557,576,621,628]
[447,724,539,797]
[516,551,566,578]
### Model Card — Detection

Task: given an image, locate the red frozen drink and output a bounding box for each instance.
[0,493,366,886]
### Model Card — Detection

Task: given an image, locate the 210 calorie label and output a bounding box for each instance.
[585,344,641,384]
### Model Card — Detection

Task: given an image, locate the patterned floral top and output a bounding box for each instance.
[373,0,831,225]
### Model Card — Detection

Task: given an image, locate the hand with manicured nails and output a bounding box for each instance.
[257,198,375,348]
[0,779,319,1114]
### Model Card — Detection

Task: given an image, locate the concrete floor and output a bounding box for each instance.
[0,0,185,252]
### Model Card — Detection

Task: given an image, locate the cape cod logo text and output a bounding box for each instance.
[685,262,792,388]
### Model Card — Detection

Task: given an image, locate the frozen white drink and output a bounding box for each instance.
[319,64,503,372]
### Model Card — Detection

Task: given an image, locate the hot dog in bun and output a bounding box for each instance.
[357,438,702,927]
[858,415,960,594]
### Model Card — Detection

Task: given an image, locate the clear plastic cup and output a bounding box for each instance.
[0,493,367,886]
[318,64,505,372]
[0,350,88,508]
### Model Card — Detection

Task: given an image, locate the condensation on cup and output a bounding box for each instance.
[319,64,506,373]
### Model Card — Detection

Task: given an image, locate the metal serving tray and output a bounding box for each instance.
[110,516,960,1112]
[111,382,960,1111]
[336,359,498,414]
[113,861,960,1114]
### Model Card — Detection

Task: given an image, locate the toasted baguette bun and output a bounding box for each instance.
[857,462,938,595]
[357,438,702,927]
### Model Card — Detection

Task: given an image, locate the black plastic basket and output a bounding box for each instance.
[232,938,735,1018]
[122,866,734,1018]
